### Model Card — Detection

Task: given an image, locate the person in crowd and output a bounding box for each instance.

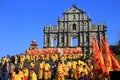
[51,54,57,62]
[9,63,15,79]
[40,54,45,61]
[55,54,58,61]
[19,62,23,70]
[83,65,88,76]
[83,53,87,60]
[2,62,9,80]
[79,72,89,80]
[60,55,63,62]
[63,54,67,61]
[1,57,5,67]
[62,61,69,78]
[19,68,24,79]
[11,71,16,80]
[38,60,44,80]
[87,60,93,79]
[19,54,25,69]
[67,54,72,60]
[14,56,18,64]
[66,60,72,78]
[51,62,57,79]
[6,57,10,63]
[44,61,51,80]
[32,55,36,62]
[26,54,30,62]
[45,53,50,61]
[23,66,29,80]
[30,69,37,80]
[56,61,68,80]
[71,60,77,79]
[30,61,35,70]
[10,56,15,64]
[76,64,83,79]
[35,54,39,61]
[14,68,24,80]
[93,72,104,80]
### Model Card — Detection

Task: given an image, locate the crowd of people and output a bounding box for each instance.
[0,52,109,80]
[0,41,110,80]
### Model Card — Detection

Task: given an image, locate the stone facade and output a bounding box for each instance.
[43,5,107,54]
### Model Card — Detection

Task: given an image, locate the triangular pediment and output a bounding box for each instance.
[65,5,84,13]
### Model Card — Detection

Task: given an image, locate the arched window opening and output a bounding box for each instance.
[73,23,76,30]
[72,37,78,47]
[53,39,57,48]
[73,14,76,19]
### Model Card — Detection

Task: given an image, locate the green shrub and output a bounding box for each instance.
[116,55,120,61]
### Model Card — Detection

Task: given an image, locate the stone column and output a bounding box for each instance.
[49,34,53,47]
[64,33,67,47]
[84,33,86,43]
[68,34,71,47]
[80,33,82,46]
[89,34,92,46]
[44,33,48,47]
[58,34,62,47]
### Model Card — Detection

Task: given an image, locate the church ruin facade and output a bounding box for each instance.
[43,5,107,54]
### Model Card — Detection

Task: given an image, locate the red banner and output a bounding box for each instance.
[92,37,105,74]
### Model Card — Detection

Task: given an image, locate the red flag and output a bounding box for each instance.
[101,38,113,76]
[92,37,105,74]
[110,52,120,71]
[110,50,120,66]
[101,38,120,75]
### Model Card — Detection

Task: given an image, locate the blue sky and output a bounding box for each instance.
[0,0,120,58]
